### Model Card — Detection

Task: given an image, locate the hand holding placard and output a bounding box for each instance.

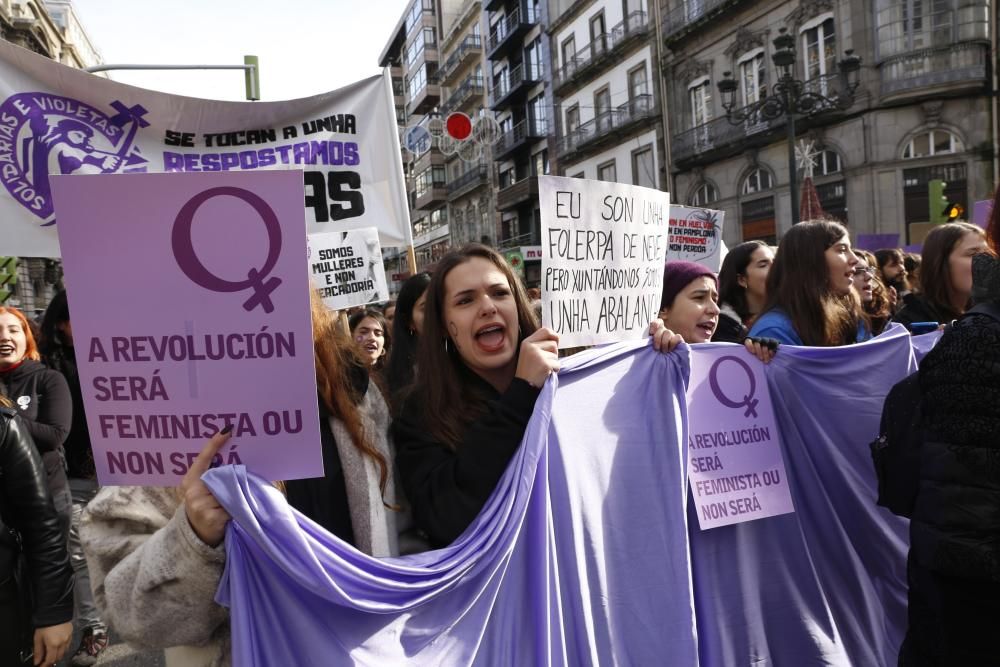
[515,327,561,388]
[178,427,233,547]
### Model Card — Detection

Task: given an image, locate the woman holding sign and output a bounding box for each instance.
[393,244,682,548]
[748,220,871,346]
[81,293,410,667]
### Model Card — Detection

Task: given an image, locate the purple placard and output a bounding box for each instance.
[51,171,322,485]
[903,243,922,254]
[855,233,900,252]
[973,200,992,229]
[686,346,794,529]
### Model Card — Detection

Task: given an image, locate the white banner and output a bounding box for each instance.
[308,228,388,310]
[0,41,411,257]
[666,205,725,272]
[539,175,670,348]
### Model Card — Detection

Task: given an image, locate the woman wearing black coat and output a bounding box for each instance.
[0,399,74,666]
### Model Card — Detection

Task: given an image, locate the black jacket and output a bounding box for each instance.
[910,305,1000,582]
[43,345,95,479]
[0,407,74,627]
[393,371,539,548]
[893,293,952,330]
[0,359,71,495]
[712,304,747,344]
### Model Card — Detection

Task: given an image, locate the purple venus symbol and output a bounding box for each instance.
[172,186,282,313]
[708,355,759,418]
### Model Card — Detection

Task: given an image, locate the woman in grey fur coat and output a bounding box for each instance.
[80,294,413,667]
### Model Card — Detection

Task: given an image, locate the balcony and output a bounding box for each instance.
[879,42,988,102]
[554,11,650,94]
[441,75,485,116]
[497,176,539,211]
[498,230,537,251]
[414,181,448,209]
[439,34,483,86]
[662,0,749,45]
[447,164,489,199]
[407,81,441,115]
[484,0,506,12]
[495,118,549,159]
[413,222,450,248]
[558,94,657,159]
[670,74,847,165]
[488,6,538,58]
[492,62,543,110]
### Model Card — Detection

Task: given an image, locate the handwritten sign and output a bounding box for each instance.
[539,175,670,348]
[308,228,388,310]
[686,346,794,529]
[666,205,724,271]
[51,171,322,485]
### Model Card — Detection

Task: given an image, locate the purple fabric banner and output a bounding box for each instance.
[903,243,922,254]
[206,327,923,666]
[855,233,900,252]
[973,200,992,229]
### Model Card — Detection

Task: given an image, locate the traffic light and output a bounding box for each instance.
[944,202,964,221]
[929,179,948,224]
[0,257,16,303]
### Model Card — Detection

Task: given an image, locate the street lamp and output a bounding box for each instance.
[717,28,861,224]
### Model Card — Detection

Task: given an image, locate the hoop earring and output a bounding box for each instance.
[444,338,450,353]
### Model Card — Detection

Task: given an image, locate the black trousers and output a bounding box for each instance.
[0,575,31,665]
[899,559,1000,667]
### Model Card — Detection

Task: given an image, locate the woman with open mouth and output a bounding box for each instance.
[749,220,870,347]
[349,309,390,371]
[392,244,682,548]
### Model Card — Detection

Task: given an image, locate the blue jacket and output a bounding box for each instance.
[748,309,870,346]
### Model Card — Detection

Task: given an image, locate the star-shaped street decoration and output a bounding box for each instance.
[795,139,821,179]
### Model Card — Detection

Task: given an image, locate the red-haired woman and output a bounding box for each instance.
[0,306,72,535]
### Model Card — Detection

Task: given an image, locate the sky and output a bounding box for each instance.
[72,0,410,101]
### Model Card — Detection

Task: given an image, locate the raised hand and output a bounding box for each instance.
[177,427,233,548]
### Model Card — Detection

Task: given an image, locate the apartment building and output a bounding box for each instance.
[659,0,992,246]
[549,0,664,191]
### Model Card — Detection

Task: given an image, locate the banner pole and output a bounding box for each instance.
[406,245,417,274]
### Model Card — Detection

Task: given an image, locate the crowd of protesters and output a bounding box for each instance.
[2,200,998,665]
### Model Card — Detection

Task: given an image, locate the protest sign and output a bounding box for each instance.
[973,199,991,229]
[539,175,670,348]
[666,205,724,271]
[686,346,794,529]
[308,228,388,310]
[0,39,410,257]
[856,233,900,252]
[51,170,322,485]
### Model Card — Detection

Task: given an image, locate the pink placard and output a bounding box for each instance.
[686,346,794,529]
[51,171,322,485]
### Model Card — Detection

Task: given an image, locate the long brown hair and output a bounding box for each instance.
[855,250,892,335]
[918,222,985,321]
[310,291,391,498]
[763,220,865,346]
[410,244,538,449]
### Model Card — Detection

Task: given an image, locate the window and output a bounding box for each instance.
[493,65,509,98]
[816,181,848,223]
[741,196,776,243]
[415,165,447,198]
[561,36,577,74]
[903,162,966,226]
[526,37,544,79]
[404,0,434,34]
[689,79,712,129]
[598,160,617,182]
[875,0,966,59]
[499,115,513,137]
[499,167,516,189]
[572,171,585,179]
[799,149,843,177]
[595,86,612,131]
[802,17,836,81]
[631,145,655,188]
[529,93,547,133]
[628,64,649,100]
[565,104,580,135]
[690,182,719,206]
[590,12,607,56]
[532,149,549,176]
[902,129,964,158]
[685,0,705,21]
[406,65,428,98]
[742,168,773,194]
[405,27,436,66]
[738,52,767,106]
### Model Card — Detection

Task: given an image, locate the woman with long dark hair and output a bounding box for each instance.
[349,308,390,371]
[393,244,680,548]
[748,220,869,346]
[713,241,774,343]
[893,222,989,329]
[384,272,431,412]
[852,250,893,336]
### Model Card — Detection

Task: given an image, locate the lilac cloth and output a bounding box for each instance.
[204,327,924,666]
[205,339,698,666]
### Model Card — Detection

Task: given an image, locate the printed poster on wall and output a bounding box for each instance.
[539,175,670,349]
[51,170,323,486]
[0,39,411,257]
[308,228,388,310]
[686,346,794,529]
[667,205,725,272]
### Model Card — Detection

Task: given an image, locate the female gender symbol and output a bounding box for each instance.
[708,356,759,417]
[171,186,282,313]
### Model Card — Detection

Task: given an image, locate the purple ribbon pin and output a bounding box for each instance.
[708,355,759,418]
[172,186,283,313]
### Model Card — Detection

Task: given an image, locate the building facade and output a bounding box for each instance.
[659,0,992,247]
[3,0,103,313]
[548,0,665,192]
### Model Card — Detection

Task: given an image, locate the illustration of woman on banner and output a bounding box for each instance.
[23,115,121,203]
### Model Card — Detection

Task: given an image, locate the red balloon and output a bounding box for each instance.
[446,113,472,140]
